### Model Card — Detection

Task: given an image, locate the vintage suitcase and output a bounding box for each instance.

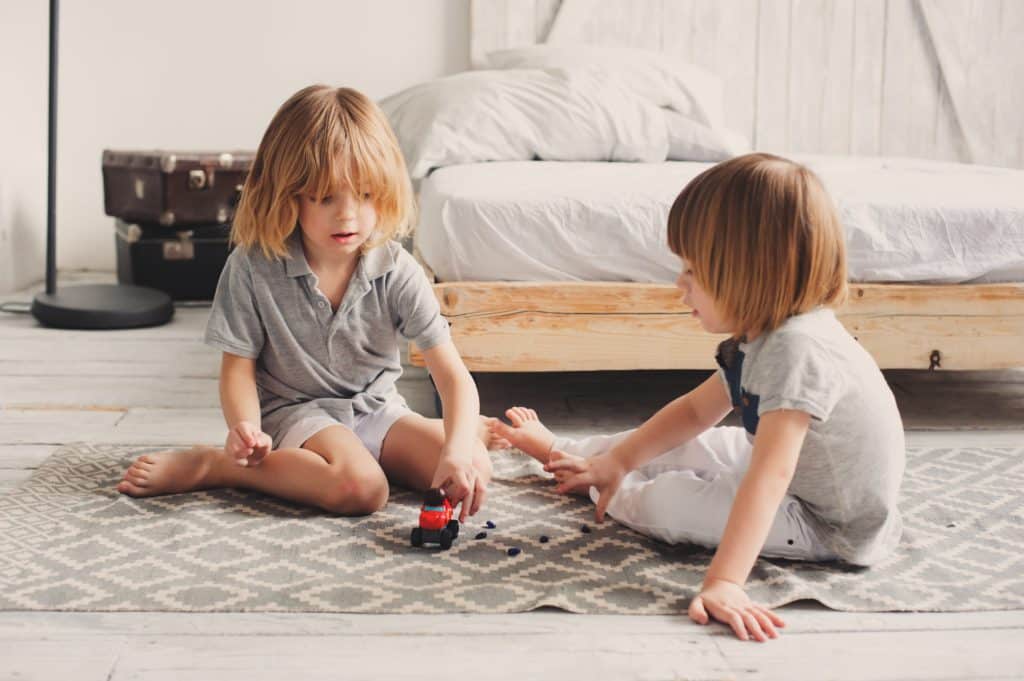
[115,219,232,300]
[102,150,254,227]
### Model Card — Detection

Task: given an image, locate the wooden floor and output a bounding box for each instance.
[2,274,1023,681]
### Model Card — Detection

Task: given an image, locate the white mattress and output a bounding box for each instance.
[416,157,1024,284]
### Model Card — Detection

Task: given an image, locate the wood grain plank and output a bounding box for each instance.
[0,444,56,468]
[849,0,887,155]
[411,282,1024,371]
[0,409,125,445]
[2,608,1022,637]
[754,0,792,151]
[787,0,831,152]
[880,0,943,159]
[0,376,220,410]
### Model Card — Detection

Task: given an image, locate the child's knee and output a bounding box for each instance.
[320,467,389,516]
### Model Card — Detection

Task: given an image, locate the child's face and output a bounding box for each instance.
[297,182,377,259]
[675,258,731,335]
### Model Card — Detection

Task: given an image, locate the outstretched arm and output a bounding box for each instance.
[220,352,272,465]
[422,341,485,521]
[547,372,733,520]
[689,408,810,641]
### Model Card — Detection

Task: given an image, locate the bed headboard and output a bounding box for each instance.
[470,0,1024,169]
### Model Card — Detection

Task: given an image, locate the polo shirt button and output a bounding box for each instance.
[318,301,327,309]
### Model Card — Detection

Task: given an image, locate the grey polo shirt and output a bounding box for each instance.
[716,308,905,566]
[204,233,450,446]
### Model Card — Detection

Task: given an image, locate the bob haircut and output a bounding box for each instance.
[232,84,415,258]
[667,153,848,338]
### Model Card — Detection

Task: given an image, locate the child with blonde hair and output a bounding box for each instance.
[119,85,493,520]
[492,153,905,641]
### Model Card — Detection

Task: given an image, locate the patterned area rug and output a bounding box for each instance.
[1,444,1022,613]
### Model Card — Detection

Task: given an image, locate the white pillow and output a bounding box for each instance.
[379,69,670,180]
[485,44,728,130]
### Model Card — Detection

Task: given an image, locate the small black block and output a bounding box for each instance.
[507,547,521,557]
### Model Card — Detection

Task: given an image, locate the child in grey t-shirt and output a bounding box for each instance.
[117,85,494,521]
[491,153,905,642]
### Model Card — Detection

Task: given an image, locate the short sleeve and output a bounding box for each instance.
[387,249,451,350]
[747,333,842,422]
[203,249,265,359]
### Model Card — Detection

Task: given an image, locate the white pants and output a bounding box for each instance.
[551,426,837,561]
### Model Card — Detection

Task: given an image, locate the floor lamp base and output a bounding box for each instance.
[31,283,174,329]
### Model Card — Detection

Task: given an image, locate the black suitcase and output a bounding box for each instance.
[102,150,254,227]
[115,219,232,300]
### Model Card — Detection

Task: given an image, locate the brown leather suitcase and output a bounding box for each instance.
[102,150,254,227]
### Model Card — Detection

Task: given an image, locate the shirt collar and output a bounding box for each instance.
[283,230,398,281]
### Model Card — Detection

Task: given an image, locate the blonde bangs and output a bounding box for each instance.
[667,153,848,338]
[231,85,414,259]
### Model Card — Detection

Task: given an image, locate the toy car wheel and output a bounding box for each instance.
[447,519,460,538]
[411,527,424,547]
[439,528,453,550]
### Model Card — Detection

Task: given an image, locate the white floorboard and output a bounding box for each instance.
[1,273,1023,681]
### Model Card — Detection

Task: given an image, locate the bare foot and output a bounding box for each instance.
[478,416,508,451]
[489,407,557,463]
[116,447,222,498]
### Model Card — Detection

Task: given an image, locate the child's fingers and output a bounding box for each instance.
[688,596,709,625]
[458,484,475,523]
[544,457,585,474]
[741,610,767,642]
[235,425,256,447]
[748,608,779,639]
[470,478,486,515]
[727,610,750,642]
[755,605,785,628]
[595,492,611,523]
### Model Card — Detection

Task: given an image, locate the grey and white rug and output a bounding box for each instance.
[1,444,1021,613]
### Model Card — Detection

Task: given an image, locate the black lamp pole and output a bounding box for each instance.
[31,0,174,329]
[44,0,58,296]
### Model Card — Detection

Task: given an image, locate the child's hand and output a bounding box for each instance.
[689,578,785,642]
[544,451,628,522]
[432,454,485,523]
[225,421,272,467]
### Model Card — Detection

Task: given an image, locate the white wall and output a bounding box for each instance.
[0,0,469,291]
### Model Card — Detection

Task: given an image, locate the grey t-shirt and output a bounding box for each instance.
[716,308,905,565]
[204,233,450,446]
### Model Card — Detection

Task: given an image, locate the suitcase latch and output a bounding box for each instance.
[188,169,210,191]
[163,232,195,261]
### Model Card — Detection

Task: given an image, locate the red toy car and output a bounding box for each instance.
[410,488,460,550]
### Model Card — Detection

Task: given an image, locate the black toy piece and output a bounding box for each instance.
[410,488,460,550]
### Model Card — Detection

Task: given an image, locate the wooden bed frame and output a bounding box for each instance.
[441,2,1024,373]
[410,280,1024,372]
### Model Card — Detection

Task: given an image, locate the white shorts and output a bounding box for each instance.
[551,426,838,562]
[276,400,413,460]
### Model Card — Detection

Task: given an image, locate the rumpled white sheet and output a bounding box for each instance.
[416,157,1024,284]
